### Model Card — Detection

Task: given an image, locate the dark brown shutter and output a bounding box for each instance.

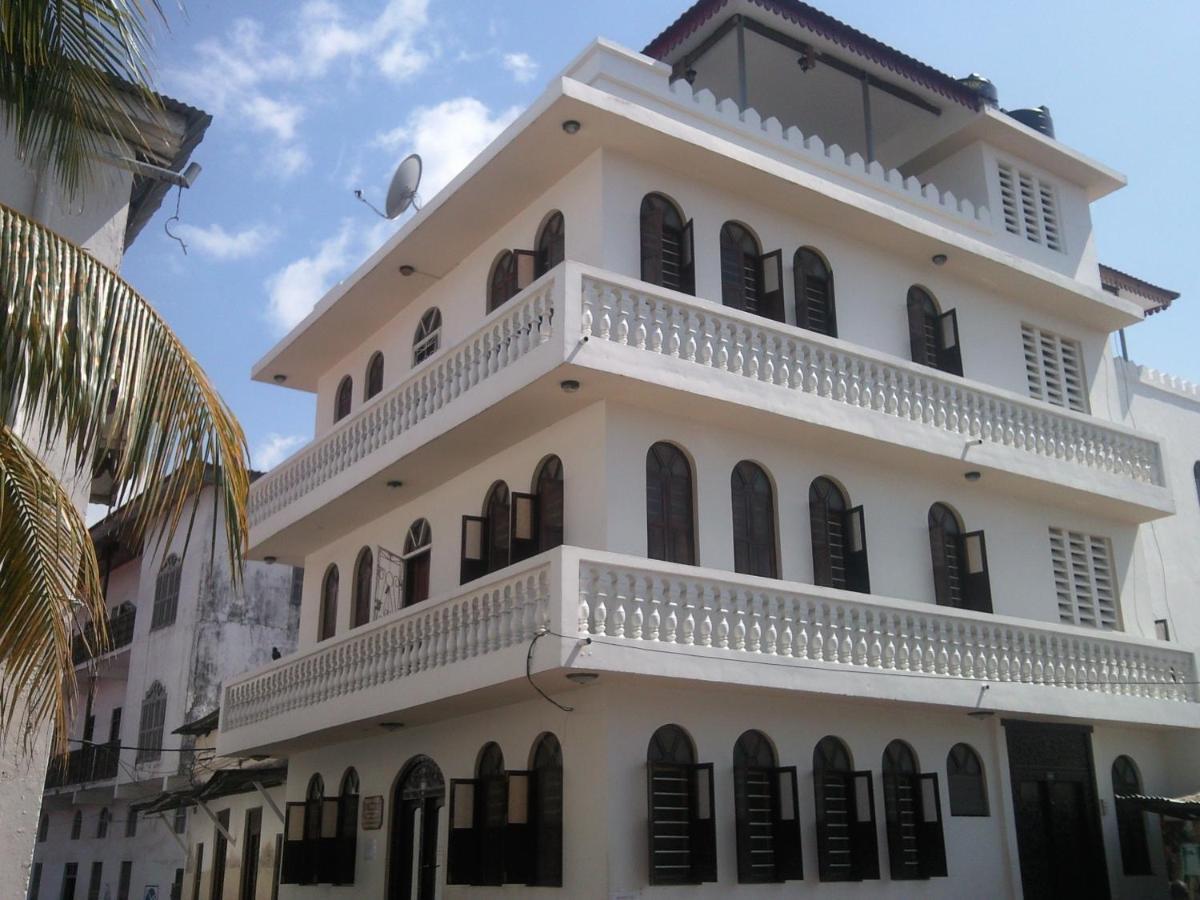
[732,767,756,883]
[514,249,537,293]
[815,770,852,881]
[279,803,307,885]
[647,762,691,885]
[884,772,920,879]
[929,516,950,606]
[810,495,833,588]
[907,293,932,365]
[334,794,358,885]
[759,249,785,323]
[447,779,480,885]
[504,771,534,885]
[680,219,696,295]
[720,231,746,310]
[850,771,880,880]
[960,531,993,613]
[689,762,717,883]
[479,771,508,885]
[843,506,870,593]
[460,515,488,584]
[640,203,665,286]
[773,767,803,881]
[509,492,538,564]
[937,308,964,376]
[317,796,340,883]
[917,773,948,877]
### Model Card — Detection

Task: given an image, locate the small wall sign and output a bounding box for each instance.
[361,795,385,830]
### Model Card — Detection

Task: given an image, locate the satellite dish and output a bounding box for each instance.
[353,153,423,220]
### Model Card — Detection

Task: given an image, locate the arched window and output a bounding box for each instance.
[882,741,946,879]
[334,375,353,423]
[151,552,181,629]
[478,743,508,885]
[336,769,360,885]
[639,193,694,294]
[71,810,83,840]
[487,249,535,313]
[907,286,962,376]
[137,681,167,763]
[318,565,339,641]
[534,456,564,554]
[365,352,384,400]
[813,736,878,882]
[535,211,565,277]
[646,443,696,565]
[485,482,511,573]
[351,548,373,629]
[530,734,564,886]
[720,222,762,314]
[809,478,869,593]
[928,503,992,613]
[1113,755,1152,875]
[733,730,801,883]
[794,247,837,337]
[302,775,325,885]
[647,725,715,884]
[37,813,49,842]
[413,308,442,365]
[946,743,988,817]
[403,519,432,608]
[731,461,778,579]
[388,756,445,896]
[1194,460,1200,507]
[97,807,110,839]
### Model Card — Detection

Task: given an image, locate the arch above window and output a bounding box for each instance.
[731,461,778,579]
[646,442,696,566]
[352,547,373,629]
[794,247,837,337]
[151,553,181,629]
[334,375,353,423]
[365,352,384,400]
[907,286,962,376]
[639,193,694,294]
[535,211,565,277]
[946,743,988,816]
[413,308,442,365]
[809,478,868,593]
[319,565,339,641]
[648,724,695,764]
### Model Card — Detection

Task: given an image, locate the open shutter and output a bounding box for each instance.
[908,297,934,366]
[460,515,488,584]
[509,493,538,564]
[689,763,717,883]
[640,204,664,286]
[851,771,880,880]
[843,506,871,594]
[334,795,358,885]
[960,531,993,614]
[279,803,307,885]
[758,250,785,323]
[929,519,950,606]
[815,771,852,881]
[733,767,754,883]
[884,773,922,880]
[505,771,534,885]
[647,762,690,885]
[317,796,341,883]
[918,773,948,877]
[883,771,905,878]
[811,500,833,588]
[680,219,696,295]
[479,772,508,886]
[937,309,964,376]
[514,249,537,293]
[447,779,480,885]
[773,766,803,881]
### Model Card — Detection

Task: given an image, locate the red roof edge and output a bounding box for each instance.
[643,0,982,111]
[1099,263,1180,316]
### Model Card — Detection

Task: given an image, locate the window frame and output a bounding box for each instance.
[137,681,167,763]
[794,247,837,337]
[730,461,778,579]
[809,478,869,593]
[646,442,696,566]
[412,308,442,366]
[639,192,694,295]
[318,565,339,642]
[1112,755,1152,876]
[813,736,878,882]
[946,743,989,817]
[364,352,384,400]
[534,210,565,278]
[334,375,353,423]
[881,740,947,880]
[403,519,432,608]
[732,729,802,884]
[646,724,716,885]
[150,553,181,630]
[351,547,373,629]
[529,733,564,887]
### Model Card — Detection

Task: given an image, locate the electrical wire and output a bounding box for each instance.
[526,629,590,712]
[66,736,216,754]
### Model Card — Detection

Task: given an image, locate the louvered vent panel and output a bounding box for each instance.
[1048,528,1118,629]
[1021,324,1088,412]
[997,160,1063,252]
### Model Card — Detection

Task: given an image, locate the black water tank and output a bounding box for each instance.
[1006,105,1055,138]
[958,73,998,108]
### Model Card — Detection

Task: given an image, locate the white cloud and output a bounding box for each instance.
[502,52,538,83]
[253,433,307,471]
[242,95,304,142]
[175,222,278,261]
[265,220,358,333]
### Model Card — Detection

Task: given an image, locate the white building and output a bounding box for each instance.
[0,86,212,900]
[217,2,1200,898]
[29,481,301,900]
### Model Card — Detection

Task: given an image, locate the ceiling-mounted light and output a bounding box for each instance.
[561,119,581,135]
[565,672,599,685]
[931,253,949,266]
[398,265,416,276]
[387,479,404,488]
[378,721,405,731]
[263,556,277,564]
[560,379,581,393]
[273,373,287,383]
[964,470,982,482]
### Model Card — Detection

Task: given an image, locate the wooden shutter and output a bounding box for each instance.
[937,309,963,376]
[843,506,870,594]
[505,771,534,885]
[917,773,948,877]
[514,249,537,293]
[509,493,538,564]
[479,771,508,885]
[334,794,358,885]
[279,803,307,885]
[758,250,785,323]
[689,763,717,883]
[907,297,935,367]
[773,767,803,881]
[810,497,833,588]
[960,531,993,614]
[447,779,480,885]
[317,796,340,883]
[460,515,488,584]
[680,219,696,295]
[733,767,767,883]
[851,771,880,880]
[640,203,665,286]
[815,771,852,881]
[929,516,950,606]
[883,772,920,880]
[647,762,692,885]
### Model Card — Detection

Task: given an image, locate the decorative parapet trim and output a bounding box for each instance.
[1120,358,1200,405]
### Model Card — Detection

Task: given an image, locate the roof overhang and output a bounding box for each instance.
[1100,263,1180,317]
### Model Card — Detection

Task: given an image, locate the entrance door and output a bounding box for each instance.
[1004,721,1109,900]
[389,756,446,900]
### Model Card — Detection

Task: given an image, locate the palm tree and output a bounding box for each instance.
[0,2,248,751]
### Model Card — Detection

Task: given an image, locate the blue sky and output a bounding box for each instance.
[123,0,1200,472]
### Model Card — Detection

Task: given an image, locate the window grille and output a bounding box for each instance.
[137,682,167,763]
[412,308,442,365]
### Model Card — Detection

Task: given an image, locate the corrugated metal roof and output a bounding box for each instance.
[1099,263,1180,316]
[643,0,982,110]
[1115,792,1200,819]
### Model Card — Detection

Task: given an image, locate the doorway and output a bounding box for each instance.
[388,755,446,900]
[1004,720,1109,899]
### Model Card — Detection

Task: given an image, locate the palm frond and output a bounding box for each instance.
[0,423,104,752]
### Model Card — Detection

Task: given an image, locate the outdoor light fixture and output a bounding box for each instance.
[398,264,416,276]
[387,479,404,488]
[560,379,581,393]
[263,556,277,564]
[561,119,581,135]
[272,373,287,383]
[931,253,948,266]
[566,672,599,685]
[378,721,405,731]
[967,708,995,719]
[964,470,982,482]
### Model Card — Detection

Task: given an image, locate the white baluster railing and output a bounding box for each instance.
[580,274,1164,487]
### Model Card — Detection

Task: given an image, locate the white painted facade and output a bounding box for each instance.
[30,485,300,900]
[222,4,1199,898]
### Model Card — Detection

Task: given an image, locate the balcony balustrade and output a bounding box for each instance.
[71,604,136,666]
[44,742,120,789]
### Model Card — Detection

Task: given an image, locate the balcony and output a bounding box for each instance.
[44,742,120,790]
[219,546,1197,756]
[71,604,136,666]
[248,263,1170,558]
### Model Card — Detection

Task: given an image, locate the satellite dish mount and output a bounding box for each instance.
[355,153,423,219]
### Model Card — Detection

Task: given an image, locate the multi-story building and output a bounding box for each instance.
[216,2,1200,897]
[30,481,301,900]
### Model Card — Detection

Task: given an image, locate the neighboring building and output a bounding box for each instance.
[218,2,1200,898]
[0,88,210,900]
[30,482,300,900]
